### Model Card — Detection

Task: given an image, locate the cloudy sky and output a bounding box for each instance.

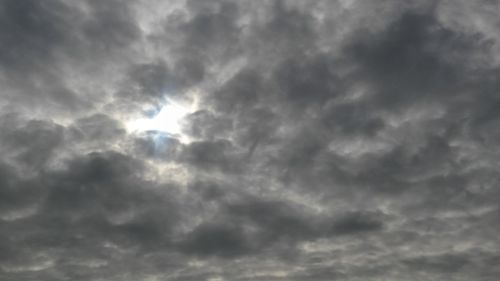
[1,0,500,280]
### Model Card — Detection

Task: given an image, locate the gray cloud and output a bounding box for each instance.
[1,0,500,280]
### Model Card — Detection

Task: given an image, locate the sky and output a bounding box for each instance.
[1,0,500,280]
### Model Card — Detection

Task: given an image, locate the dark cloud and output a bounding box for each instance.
[402,252,469,273]
[0,0,140,115]
[179,1,240,60]
[124,58,205,103]
[0,118,64,168]
[126,60,173,100]
[181,139,243,173]
[2,0,500,280]
[251,0,319,61]
[224,198,317,242]
[0,0,75,71]
[328,211,385,235]
[178,222,251,257]
[345,10,492,109]
[71,114,125,141]
[272,53,339,109]
[212,68,262,113]
[82,0,140,51]
[184,110,233,140]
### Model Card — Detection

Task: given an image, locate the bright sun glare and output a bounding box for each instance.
[127,99,191,141]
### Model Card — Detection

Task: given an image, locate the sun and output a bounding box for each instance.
[127,99,192,142]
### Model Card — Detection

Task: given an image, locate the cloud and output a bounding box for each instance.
[1,0,500,280]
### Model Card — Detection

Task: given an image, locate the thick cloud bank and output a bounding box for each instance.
[2,0,500,280]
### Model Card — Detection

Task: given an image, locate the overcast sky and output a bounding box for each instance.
[1,0,500,280]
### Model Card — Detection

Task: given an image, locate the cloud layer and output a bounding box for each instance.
[2,0,500,280]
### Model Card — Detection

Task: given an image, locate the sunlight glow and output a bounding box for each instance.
[127,99,192,142]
